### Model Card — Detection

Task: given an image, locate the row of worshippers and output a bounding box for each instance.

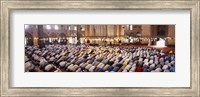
[25,44,175,72]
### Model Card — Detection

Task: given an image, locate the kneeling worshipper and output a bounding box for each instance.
[25,44,175,72]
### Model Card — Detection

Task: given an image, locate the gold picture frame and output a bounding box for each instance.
[1,0,199,96]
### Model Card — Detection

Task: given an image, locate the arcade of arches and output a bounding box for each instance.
[25,25,175,47]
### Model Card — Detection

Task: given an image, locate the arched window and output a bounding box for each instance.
[54,25,59,30]
[46,25,51,30]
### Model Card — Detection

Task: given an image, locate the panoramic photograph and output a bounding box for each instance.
[25,25,175,72]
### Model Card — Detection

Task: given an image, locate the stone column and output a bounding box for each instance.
[38,25,45,48]
[104,25,107,36]
[142,25,151,45]
[167,25,175,46]
[107,25,114,37]
[141,25,151,37]
[76,25,81,45]
[151,25,157,37]
[84,25,90,37]
[168,25,175,37]
[120,25,125,36]
[32,25,39,47]
[114,25,117,37]
[89,25,94,36]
